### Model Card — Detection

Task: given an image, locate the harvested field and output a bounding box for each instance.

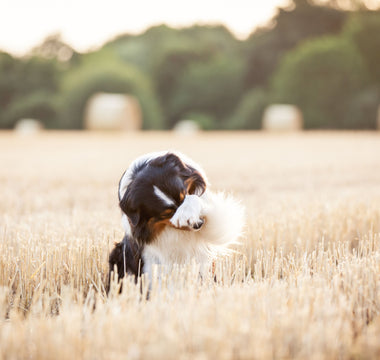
[0,131,380,359]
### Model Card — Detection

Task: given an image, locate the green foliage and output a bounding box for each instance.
[168,55,245,129]
[105,25,179,72]
[60,59,163,129]
[152,45,213,126]
[345,86,380,129]
[228,89,269,130]
[0,53,59,128]
[343,12,380,84]
[105,24,243,128]
[271,36,367,128]
[4,92,58,128]
[181,112,216,130]
[15,56,59,97]
[0,52,17,114]
[1,3,379,131]
[244,0,346,89]
[106,24,240,74]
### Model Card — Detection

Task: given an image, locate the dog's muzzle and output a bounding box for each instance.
[193,218,204,231]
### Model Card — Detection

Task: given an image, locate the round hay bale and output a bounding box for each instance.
[14,119,44,135]
[173,120,201,136]
[84,93,142,131]
[262,104,303,131]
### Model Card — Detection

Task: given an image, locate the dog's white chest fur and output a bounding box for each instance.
[142,227,211,277]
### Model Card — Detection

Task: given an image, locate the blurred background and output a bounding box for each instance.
[1,0,380,132]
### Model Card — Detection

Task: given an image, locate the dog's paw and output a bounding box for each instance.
[170,195,205,231]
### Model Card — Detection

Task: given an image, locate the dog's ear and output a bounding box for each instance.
[152,153,207,195]
[127,211,140,227]
[151,153,187,172]
[185,168,207,196]
[119,191,140,227]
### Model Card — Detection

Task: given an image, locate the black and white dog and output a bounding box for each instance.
[108,151,244,288]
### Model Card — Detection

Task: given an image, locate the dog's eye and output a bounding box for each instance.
[160,208,175,219]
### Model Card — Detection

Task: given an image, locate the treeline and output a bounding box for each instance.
[1,0,379,130]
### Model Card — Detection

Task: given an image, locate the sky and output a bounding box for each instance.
[1,0,290,55]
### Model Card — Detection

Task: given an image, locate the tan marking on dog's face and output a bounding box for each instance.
[179,191,186,203]
[149,217,177,239]
[161,209,175,218]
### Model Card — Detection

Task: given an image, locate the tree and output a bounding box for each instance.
[244,0,347,89]
[343,12,380,84]
[60,60,163,129]
[271,36,367,128]
[0,53,59,128]
[0,52,17,113]
[227,88,269,130]
[315,0,380,10]
[152,45,214,126]
[30,33,79,64]
[168,55,245,128]
[104,24,243,128]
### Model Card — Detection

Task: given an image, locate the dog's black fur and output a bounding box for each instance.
[108,152,206,291]
[108,235,143,281]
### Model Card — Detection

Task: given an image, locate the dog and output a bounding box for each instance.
[108,151,244,289]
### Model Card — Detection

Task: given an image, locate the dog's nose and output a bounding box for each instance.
[193,218,204,230]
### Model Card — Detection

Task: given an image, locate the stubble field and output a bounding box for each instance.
[0,131,380,359]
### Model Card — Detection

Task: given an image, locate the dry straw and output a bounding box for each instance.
[0,132,380,359]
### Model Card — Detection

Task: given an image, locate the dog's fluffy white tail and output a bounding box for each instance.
[201,191,245,247]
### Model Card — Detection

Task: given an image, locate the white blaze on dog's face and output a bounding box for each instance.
[153,185,176,208]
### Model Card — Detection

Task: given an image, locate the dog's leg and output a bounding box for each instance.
[107,235,143,293]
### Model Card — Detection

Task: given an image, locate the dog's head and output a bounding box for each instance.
[119,152,207,244]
